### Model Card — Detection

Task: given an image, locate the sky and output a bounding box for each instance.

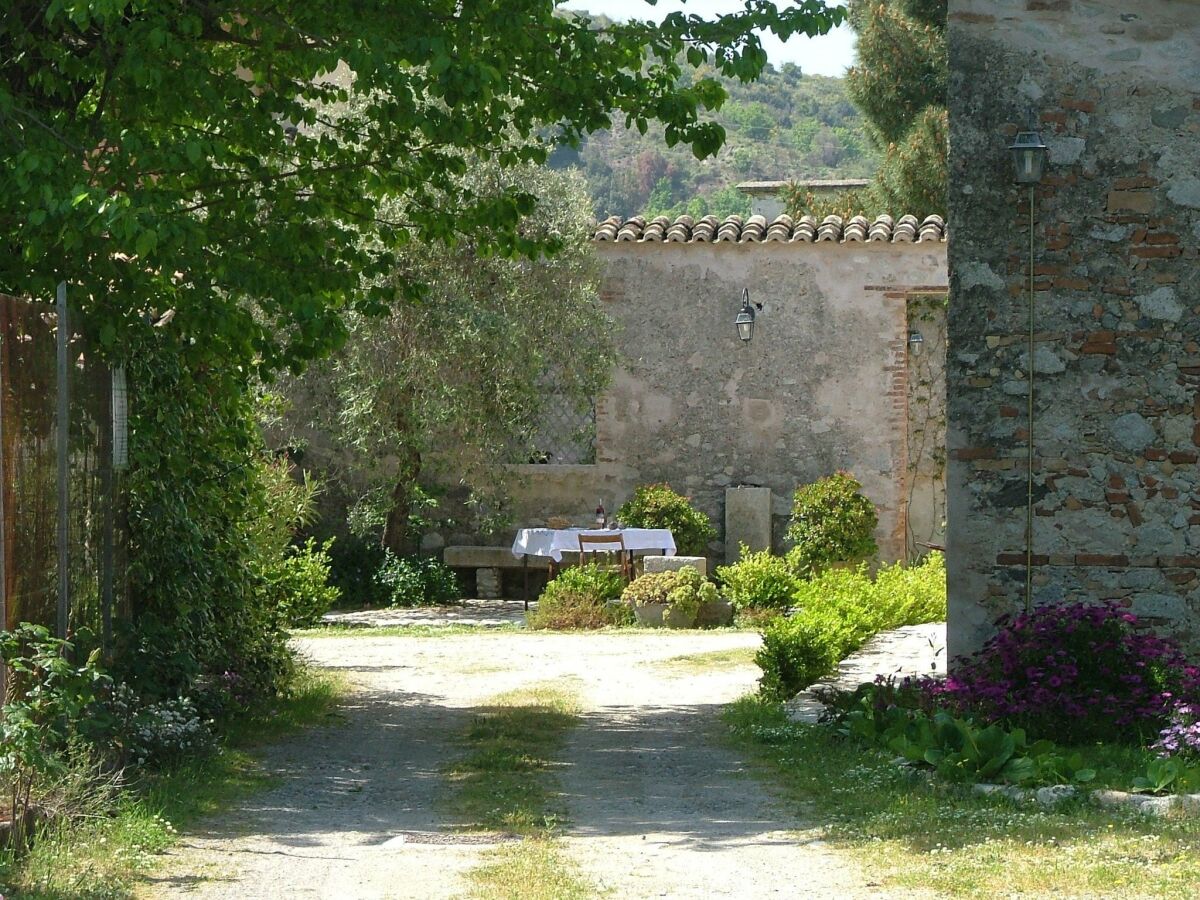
[557,1,857,77]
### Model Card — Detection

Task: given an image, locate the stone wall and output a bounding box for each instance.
[946,1,1200,658]
[507,237,948,563]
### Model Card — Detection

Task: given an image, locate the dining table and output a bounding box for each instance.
[510,527,677,604]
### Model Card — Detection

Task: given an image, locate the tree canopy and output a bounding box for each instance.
[288,161,613,552]
[2,0,844,377]
[785,0,946,218]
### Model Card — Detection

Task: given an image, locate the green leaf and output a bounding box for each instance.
[135,229,157,258]
[998,756,1037,784]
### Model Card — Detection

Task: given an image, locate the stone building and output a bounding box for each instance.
[504,211,949,564]
[946,1,1200,657]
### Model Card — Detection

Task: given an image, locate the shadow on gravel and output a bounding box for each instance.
[560,703,793,850]
[168,684,474,854]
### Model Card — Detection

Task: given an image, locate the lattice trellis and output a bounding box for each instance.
[524,393,596,465]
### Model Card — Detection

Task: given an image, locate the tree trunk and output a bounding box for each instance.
[384,393,427,556]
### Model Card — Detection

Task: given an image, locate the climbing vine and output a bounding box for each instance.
[906,293,948,558]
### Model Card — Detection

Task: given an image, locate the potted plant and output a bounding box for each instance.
[620,566,716,628]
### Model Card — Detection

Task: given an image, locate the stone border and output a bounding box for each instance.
[972,782,1200,817]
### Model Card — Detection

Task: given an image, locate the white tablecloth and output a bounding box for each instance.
[511,528,676,563]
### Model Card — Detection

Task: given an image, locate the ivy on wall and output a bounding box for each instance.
[906,292,948,558]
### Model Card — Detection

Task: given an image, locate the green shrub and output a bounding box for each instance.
[272,538,341,627]
[325,532,389,607]
[758,608,861,702]
[527,564,627,630]
[375,552,462,607]
[0,625,114,841]
[715,546,801,611]
[615,483,716,556]
[756,553,946,701]
[621,566,717,622]
[785,472,878,575]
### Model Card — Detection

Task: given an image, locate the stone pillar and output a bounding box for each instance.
[946,0,1200,659]
[475,567,502,600]
[725,487,772,564]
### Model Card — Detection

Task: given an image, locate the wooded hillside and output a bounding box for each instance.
[550,58,877,219]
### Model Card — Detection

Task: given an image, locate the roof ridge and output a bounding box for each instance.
[593,213,946,245]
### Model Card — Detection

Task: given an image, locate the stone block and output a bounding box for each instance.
[643,555,708,577]
[475,566,502,600]
[725,487,773,564]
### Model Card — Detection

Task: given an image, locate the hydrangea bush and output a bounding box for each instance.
[926,601,1200,744]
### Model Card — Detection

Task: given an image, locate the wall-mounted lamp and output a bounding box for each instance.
[735,287,763,343]
[1009,131,1048,184]
[908,331,924,356]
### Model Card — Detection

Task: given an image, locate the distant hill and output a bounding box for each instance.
[548,55,878,220]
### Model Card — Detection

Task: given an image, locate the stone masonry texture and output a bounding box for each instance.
[947,1,1200,658]
[506,240,948,563]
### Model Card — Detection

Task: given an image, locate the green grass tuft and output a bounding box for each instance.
[725,695,1200,899]
[444,684,581,836]
[466,838,594,900]
[655,647,759,672]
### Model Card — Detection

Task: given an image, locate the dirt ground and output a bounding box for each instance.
[144,631,902,899]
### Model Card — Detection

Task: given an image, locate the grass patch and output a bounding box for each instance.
[444,682,582,836]
[446,681,600,899]
[655,646,759,673]
[465,838,594,900]
[725,695,1200,899]
[0,666,347,900]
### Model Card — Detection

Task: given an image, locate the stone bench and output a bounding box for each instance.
[443,546,549,602]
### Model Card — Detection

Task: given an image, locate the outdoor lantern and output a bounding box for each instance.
[908,330,924,356]
[735,287,756,342]
[1009,131,1049,184]
[112,366,128,470]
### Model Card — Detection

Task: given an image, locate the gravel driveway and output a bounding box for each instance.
[145,630,900,899]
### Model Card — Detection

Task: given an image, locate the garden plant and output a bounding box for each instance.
[817,601,1200,795]
[621,566,719,628]
[785,472,878,576]
[615,484,716,557]
[716,546,802,613]
[756,552,946,701]
[374,553,462,608]
[527,564,629,630]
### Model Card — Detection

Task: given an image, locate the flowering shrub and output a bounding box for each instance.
[127,697,216,767]
[1155,703,1200,759]
[926,601,1200,744]
[106,684,216,768]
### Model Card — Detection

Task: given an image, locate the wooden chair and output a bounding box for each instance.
[577,532,632,582]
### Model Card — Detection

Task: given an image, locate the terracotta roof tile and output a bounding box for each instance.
[593,213,946,245]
